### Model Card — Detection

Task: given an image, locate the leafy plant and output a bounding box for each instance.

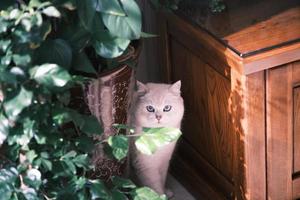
[0,1,181,200]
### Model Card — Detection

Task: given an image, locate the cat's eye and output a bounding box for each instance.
[163,105,172,112]
[146,105,155,112]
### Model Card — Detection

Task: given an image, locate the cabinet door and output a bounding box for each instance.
[169,37,237,199]
[267,61,300,199]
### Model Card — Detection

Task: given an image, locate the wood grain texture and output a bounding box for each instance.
[229,69,247,200]
[171,139,231,200]
[243,43,300,75]
[266,64,293,200]
[169,37,237,198]
[244,71,266,199]
[164,12,242,76]
[293,86,300,199]
[158,5,300,199]
[169,39,211,157]
[292,61,300,199]
[294,87,300,174]
[164,10,300,76]
[224,6,300,55]
[206,65,235,181]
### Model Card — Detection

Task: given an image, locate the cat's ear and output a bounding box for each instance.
[136,81,148,95]
[169,80,181,95]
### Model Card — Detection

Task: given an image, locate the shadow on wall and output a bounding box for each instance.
[136,0,163,83]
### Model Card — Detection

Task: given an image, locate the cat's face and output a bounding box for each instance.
[133,81,184,128]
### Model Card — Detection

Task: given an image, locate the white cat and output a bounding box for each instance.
[129,81,184,197]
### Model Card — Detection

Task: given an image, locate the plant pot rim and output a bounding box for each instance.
[97,40,142,78]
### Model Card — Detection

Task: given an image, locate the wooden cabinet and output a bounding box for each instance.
[158,1,300,199]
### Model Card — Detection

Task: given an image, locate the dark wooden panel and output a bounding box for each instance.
[169,38,211,161]
[169,38,237,198]
[294,87,300,199]
[206,65,235,181]
[266,60,300,200]
[165,13,240,76]
[292,61,300,199]
[266,64,293,200]
[294,87,300,174]
[171,139,229,200]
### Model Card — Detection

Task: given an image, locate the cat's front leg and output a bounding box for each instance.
[136,166,165,195]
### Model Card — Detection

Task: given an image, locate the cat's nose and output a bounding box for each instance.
[155,114,162,121]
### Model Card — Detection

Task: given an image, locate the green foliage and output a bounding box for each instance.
[29,64,71,88]
[0,1,181,199]
[108,135,129,161]
[131,187,167,200]
[135,127,182,155]
[3,87,33,120]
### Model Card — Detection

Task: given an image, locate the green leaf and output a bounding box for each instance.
[0,68,16,84]
[12,54,31,66]
[30,64,72,88]
[53,160,76,178]
[88,180,110,200]
[61,150,77,159]
[0,40,11,52]
[64,160,76,174]
[93,35,130,58]
[9,9,21,20]
[33,133,46,145]
[75,135,95,153]
[80,115,103,135]
[111,189,127,200]
[1,54,11,66]
[76,0,102,32]
[3,86,33,119]
[98,0,125,16]
[25,150,37,163]
[52,106,72,125]
[108,135,128,160]
[0,167,18,200]
[42,6,61,17]
[61,24,91,51]
[21,187,39,200]
[57,91,71,105]
[135,127,182,155]
[24,168,42,190]
[140,32,158,38]
[29,0,42,8]
[0,167,18,183]
[72,154,90,169]
[102,0,141,39]
[9,118,35,146]
[0,114,9,145]
[0,183,13,200]
[112,176,136,189]
[34,39,72,70]
[131,187,167,200]
[72,51,97,74]
[39,20,52,40]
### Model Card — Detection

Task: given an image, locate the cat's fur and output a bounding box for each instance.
[129,81,184,196]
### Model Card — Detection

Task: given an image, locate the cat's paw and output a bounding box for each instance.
[165,188,174,199]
